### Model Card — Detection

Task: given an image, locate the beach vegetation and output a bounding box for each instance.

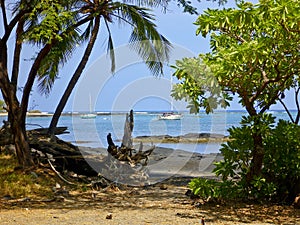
[0,152,55,199]
[172,0,300,203]
[189,117,300,203]
[0,99,5,112]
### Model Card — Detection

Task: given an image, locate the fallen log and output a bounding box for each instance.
[1,110,156,181]
[0,122,98,176]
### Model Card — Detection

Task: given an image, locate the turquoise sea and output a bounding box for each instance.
[0,110,295,154]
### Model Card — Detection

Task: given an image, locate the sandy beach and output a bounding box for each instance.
[78,144,223,186]
[1,145,299,225]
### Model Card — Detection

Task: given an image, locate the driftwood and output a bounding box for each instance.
[102,110,156,184]
[0,122,98,177]
[0,110,155,183]
[107,110,155,166]
[28,133,98,176]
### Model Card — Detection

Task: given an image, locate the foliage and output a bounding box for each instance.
[263,120,300,202]
[0,100,5,112]
[173,0,300,115]
[174,0,300,201]
[171,57,232,114]
[189,177,237,201]
[189,115,300,203]
[23,0,75,44]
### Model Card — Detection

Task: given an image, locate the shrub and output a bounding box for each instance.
[189,114,300,203]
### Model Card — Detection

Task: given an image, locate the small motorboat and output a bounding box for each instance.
[158,112,182,120]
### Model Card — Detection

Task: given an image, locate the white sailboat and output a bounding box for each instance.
[158,112,182,120]
[81,94,97,119]
[158,74,182,120]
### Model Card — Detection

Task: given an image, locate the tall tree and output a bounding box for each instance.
[0,0,229,168]
[47,0,172,135]
[0,0,92,167]
[172,0,300,182]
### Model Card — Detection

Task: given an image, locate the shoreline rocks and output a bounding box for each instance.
[133,133,229,143]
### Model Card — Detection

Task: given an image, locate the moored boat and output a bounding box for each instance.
[158,112,182,120]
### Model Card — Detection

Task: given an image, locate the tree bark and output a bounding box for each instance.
[48,15,100,135]
[246,133,264,183]
[244,101,265,183]
[0,42,33,168]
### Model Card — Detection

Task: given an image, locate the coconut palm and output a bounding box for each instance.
[0,0,93,167]
[44,0,172,135]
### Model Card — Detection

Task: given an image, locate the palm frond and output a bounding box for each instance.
[81,19,94,42]
[113,3,172,76]
[104,19,116,73]
[37,28,81,95]
[122,0,168,10]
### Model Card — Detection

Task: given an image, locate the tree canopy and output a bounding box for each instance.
[172,0,300,189]
[173,0,300,116]
[0,99,5,112]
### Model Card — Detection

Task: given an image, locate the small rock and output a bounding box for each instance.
[55,183,61,189]
[159,184,168,190]
[106,213,113,219]
[2,195,13,200]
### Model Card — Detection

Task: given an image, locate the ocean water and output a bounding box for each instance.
[0,110,294,154]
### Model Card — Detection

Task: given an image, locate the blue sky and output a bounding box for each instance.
[27,1,215,112]
[7,0,296,112]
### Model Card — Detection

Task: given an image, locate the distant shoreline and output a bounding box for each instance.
[0,109,295,118]
[0,112,54,117]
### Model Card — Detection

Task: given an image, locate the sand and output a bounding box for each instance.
[78,145,223,186]
[1,146,299,225]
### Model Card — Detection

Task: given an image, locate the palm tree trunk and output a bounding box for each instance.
[10,102,34,167]
[0,56,33,167]
[48,16,100,135]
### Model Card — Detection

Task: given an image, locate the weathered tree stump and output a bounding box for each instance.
[104,110,155,184]
[106,110,155,166]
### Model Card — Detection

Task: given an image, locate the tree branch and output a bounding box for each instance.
[220,27,247,43]
[2,10,27,43]
[294,86,300,124]
[0,0,8,30]
[278,97,295,123]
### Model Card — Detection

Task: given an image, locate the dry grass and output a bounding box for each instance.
[0,153,58,199]
[0,152,299,225]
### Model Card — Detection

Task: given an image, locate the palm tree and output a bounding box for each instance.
[0,0,91,167]
[46,0,172,135]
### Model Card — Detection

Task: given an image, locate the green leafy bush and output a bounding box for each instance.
[189,114,300,203]
[0,99,5,112]
[263,120,300,203]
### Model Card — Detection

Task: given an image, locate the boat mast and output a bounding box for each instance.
[89,93,92,113]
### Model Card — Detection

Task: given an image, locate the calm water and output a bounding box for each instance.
[0,110,294,154]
